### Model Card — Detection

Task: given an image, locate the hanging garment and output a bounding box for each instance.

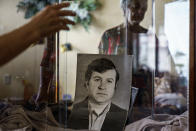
[125,111,188,131]
[36,34,57,103]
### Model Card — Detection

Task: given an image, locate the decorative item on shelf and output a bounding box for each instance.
[60,43,72,53]
[17,0,101,31]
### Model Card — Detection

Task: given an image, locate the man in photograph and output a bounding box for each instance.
[68,58,127,131]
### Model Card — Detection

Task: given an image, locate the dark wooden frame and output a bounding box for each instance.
[189,0,195,130]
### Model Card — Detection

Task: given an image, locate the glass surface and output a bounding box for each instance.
[59,0,189,130]
[154,0,189,116]
[0,0,190,130]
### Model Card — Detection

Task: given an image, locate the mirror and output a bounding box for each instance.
[0,0,191,130]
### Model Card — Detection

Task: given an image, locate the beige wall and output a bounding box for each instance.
[58,0,161,100]
[59,0,125,100]
[0,0,167,100]
[0,0,44,99]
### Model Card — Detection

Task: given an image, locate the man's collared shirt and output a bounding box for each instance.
[88,101,111,131]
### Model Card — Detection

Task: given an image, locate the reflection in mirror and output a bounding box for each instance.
[59,0,189,130]
[99,0,155,124]
[0,0,190,130]
[154,0,189,117]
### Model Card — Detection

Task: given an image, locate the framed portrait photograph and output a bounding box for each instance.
[67,54,133,131]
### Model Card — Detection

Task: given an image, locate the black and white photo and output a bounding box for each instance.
[68,54,133,131]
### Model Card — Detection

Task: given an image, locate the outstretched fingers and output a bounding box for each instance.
[51,2,70,10]
[57,10,76,17]
[49,17,75,27]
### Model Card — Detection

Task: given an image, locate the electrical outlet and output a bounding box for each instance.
[3,74,12,85]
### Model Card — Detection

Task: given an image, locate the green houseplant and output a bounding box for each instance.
[17,0,101,31]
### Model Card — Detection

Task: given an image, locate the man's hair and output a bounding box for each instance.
[85,58,120,85]
[120,0,132,13]
[120,0,147,14]
[120,0,131,9]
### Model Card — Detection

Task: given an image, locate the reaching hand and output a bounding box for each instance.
[27,2,76,41]
[0,2,76,66]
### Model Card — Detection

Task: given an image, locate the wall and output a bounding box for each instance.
[0,0,44,99]
[0,0,167,100]
[59,0,162,100]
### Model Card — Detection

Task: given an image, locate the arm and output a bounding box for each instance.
[0,23,37,66]
[0,2,75,66]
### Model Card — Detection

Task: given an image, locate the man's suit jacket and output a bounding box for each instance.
[67,99,127,131]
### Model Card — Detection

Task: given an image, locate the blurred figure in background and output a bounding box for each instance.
[99,0,187,124]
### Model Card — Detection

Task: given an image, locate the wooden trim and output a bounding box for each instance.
[189,0,195,130]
